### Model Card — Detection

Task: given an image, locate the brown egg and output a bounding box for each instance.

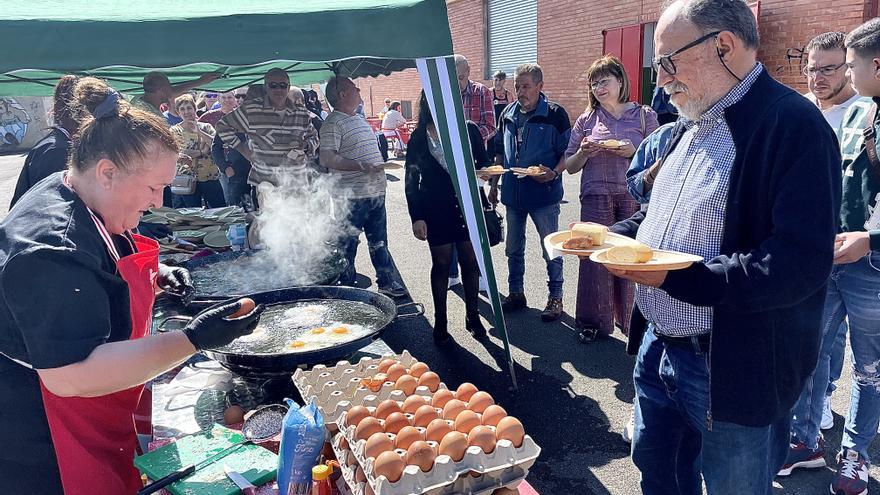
[442,399,467,421]
[373,450,406,483]
[348,450,359,467]
[438,431,469,462]
[355,464,366,482]
[383,412,411,434]
[223,405,245,425]
[355,416,384,441]
[466,391,494,414]
[364,431,395,459]
[374,399,403,420]
[394,425,424,450]
[386,363,408,382]
[339,436,350,451]
[492,488,518,495]
[395,374,419,395]
[425,418,454,443]
[412,404,441,427]
[378,358,398,373]
[454,410,482,434]
[480,404,507,427]
[408,361,430,378]
[431,388,455,409]
[455,382,479,402]
[495,416,525,448]
[227,297,256,319]
[417,371,441,392]
[405,440,437,472]
[467,425,497,454]
[364,484,375,495]
[402,394,429,414]
[346,405,372,429]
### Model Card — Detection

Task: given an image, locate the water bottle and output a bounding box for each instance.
[226,223,247,251]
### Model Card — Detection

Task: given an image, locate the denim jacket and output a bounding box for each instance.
[494,94,571,210]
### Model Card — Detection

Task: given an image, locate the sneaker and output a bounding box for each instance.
[541,297,563,322]
[830,449,869,495]
[378,282,408,298]
[501,292,527,312]
[777,437,826,476]
[447,275,462,289]
[821,396,834,430]
[622,407,635,443]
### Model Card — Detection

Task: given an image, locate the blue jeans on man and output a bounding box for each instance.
[790,253,880,458]
[338,195,401,290]
[504,203,563,298]
[632,329,790,495]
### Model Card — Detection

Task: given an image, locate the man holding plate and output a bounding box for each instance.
[601,0,841,493]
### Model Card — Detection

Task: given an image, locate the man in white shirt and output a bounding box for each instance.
[803,31,860,131]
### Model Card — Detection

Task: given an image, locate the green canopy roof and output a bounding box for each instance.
[0,0,453,96]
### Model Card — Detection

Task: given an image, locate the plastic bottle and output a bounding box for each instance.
[311,465,333,495]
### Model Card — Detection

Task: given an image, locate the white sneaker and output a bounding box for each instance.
[622,408,635,443]
[821,396,834,430]
[447,275,462,289]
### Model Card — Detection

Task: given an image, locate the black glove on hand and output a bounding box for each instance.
[137,221,173,240]
[183,300,264,350]
[158,265,195,304]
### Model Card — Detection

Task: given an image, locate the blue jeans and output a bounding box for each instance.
[826,320,848,397]
[177,180,226,208]
[790,254,880,459]
[338,196,400,288]
[505,203,563,298]
[632,329,790,495]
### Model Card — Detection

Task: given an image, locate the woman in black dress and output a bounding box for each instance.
[405,91,491,344]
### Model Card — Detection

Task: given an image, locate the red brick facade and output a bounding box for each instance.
[356,0,875,122]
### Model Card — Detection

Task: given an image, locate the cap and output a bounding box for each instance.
[312,464,331,480]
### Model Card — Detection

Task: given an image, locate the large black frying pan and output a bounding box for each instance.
[159,286,423,377]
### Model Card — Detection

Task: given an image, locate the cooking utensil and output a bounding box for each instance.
[158,286,424,376]
[136,407,285,495]
[223,466,256,495]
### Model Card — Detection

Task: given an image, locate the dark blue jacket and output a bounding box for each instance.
[613,69,842,427]
[494,94,571,210]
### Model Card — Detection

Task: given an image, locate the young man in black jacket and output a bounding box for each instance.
[603,1,841,493]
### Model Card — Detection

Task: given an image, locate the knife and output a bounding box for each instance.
[223,465,257,495]
[136,441,247,495]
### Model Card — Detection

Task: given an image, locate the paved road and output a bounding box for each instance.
[1,152,877,494]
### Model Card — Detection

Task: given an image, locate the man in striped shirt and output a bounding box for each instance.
[215,68,318,188]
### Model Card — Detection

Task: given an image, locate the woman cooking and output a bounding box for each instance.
[0,77,263,494]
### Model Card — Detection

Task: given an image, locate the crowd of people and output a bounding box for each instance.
[3,0,880,493]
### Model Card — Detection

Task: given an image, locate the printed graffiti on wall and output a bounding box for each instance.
[0,98,31,147]
[775,44,806,76]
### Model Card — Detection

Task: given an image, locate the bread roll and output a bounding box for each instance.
[485,165,504,172]
[571,223,608,246]
[605,244,653,263]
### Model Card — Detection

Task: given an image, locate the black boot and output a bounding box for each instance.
[433,314,451,345]
[466,312,487,339]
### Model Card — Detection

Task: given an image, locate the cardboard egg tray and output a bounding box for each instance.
[334,411,540,495]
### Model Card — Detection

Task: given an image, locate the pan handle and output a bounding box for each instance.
[157,315,193,333]
[395,302,425,319]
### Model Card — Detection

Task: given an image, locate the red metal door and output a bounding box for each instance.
[603,24,644,103]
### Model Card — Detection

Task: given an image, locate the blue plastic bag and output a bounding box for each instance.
[277,398,325,495]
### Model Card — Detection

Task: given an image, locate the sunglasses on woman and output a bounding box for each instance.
[267,82,290,89]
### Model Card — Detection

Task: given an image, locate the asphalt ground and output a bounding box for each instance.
[1,152,879,494]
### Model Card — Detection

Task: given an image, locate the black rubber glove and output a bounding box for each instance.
[137,221,173,240]
[183,300,264,350]
[157,265,195,305]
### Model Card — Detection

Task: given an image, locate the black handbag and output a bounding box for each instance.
[479,187,504,246]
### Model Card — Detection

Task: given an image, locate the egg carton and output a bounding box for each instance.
[334,420,539,495]
[332,433,529,495]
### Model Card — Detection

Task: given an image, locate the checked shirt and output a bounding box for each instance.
[635,63,763,337]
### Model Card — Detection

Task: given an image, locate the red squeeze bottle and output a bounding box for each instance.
[311,465,332,495]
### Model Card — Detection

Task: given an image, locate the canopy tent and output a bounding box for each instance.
[0,0,517,387]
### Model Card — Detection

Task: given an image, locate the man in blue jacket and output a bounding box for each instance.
[604,1,842,493]
[488,63,571,322]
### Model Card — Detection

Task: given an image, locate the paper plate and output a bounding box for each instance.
[203,230,231,248]
[510,166,544,177]
[544,229,635,256]
[597,139,625,149]
[477,168,507,176]
[589,248,703,271]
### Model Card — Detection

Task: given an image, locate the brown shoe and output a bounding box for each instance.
[541,297,563,322]
[502,292,527,312]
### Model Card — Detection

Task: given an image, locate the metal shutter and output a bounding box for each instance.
[487,0,538,78]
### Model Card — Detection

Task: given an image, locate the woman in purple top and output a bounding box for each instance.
[564,55,658,343]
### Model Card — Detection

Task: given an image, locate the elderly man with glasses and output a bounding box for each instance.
[601,0,842,493]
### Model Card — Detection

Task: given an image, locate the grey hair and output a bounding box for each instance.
[678,0,759,50]
[325,75,344,108]
[515,63,544,84]
[454,54,469,73]
[806,32,846,53]
[846,18,880,58]
[288,86,304,103]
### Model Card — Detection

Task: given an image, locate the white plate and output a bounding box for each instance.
[590,248,703,271]
[544,229,636,256]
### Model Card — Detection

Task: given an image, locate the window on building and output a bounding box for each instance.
[486,0,538,79]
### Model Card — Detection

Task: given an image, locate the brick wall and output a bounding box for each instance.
[355,0,873,123]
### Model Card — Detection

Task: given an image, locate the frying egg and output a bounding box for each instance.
[431,388,455,409]
[386,363,408,382]
[408,362,430,378]
[311,327,326,334]
[383,412,411,434]
[480,404,507,427]
[364,431,394,459]
[374,399,403,420]
[394,425,424,450]
[373,450,406,483]
[345,405,372,429]
[425,418,453,443]
[395,374,418,395]
[412,404,440,427]
[453,410,481,434]
[405,440,436,472]
[378,358,399,373]
[417,371,441,392]
[495,416,525,448]
[455,382,479,402]
[284,340,307,350]
[355,417,384,441]
[467,425,497,454]
[332,326,350,334]
[438,431,468,462]
[402,395,429,414]
[466,391,494,414]
[442,399,467,421]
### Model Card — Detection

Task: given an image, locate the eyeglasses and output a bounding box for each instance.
[204,93,219,98]
[235,94,245,100]
[653,31,722,76]
[590,78,616,90]
[803,62,847,78]
[266,82,290,89]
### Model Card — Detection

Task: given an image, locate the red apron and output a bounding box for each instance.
[38,207,159,495]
